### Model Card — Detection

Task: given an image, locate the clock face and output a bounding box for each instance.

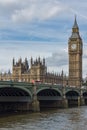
[71,44,76,50]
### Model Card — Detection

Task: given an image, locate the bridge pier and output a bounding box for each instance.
[62,96,68,108]
[80,96,85,106]
[32,100,40,112]
[78,97,81,106]
[62,88,68,108]
[80,90,85,106]
[31,85,40,112]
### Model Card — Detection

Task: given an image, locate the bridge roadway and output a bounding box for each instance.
[0,81,87,112]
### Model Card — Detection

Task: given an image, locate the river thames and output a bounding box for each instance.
[0,106,87,130]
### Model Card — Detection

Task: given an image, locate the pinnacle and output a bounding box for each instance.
[73,15,78,28]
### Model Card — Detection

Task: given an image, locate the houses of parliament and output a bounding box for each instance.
[0,17,83,87]
[0,57,65,84]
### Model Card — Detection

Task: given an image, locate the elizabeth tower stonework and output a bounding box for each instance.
[68,17,83,87]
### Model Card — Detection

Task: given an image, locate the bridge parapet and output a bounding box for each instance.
[0,80,32,87]
[0,81,87,97]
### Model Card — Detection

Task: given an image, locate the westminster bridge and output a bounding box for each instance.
[0,81,87,112]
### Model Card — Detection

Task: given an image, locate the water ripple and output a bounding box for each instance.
[0,107,87,130]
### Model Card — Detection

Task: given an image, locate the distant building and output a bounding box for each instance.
[0,57,67,85]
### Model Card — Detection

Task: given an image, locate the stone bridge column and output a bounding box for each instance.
[63,95,68,108]
[78,96,81,106]
[62,87,68,108]
[80,90,85,106]
[31,84,40,112]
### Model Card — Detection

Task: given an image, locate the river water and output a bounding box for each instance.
[0,106,87,130]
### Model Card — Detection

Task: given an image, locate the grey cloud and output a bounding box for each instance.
[46,51,68,67]
[0,0,65,23]
[11,0,64,23]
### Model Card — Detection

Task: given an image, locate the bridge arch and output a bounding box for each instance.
[65,89,80,96]
[65,90,80,107]
[0,86,32,98]
[0,86,32,112]
[37,88,62,108]
[37,88,62,96]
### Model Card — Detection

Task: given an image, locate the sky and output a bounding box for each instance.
[0,0,87,77]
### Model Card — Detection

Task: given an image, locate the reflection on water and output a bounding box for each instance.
[0,107,87,130]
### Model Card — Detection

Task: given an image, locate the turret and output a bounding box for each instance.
[25,58,29,70]
[31,57,33,66]
[36,58,38,65]
[72,16,79,31]
[8,69,11,74]
[43,58,45,66]
[19,57,22,64]
[61,70,64,77]
[13,58,15,66]
[38,57,40,63]
[70,16,80,39]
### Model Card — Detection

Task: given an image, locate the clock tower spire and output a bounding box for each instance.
[68,17,83,87]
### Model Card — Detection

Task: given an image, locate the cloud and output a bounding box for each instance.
[45,49,68,75]
[0,0,16,5]
[0,0,87,25]
[0,0,18,16]
[46,51,68,67]
[0,0,69,42]
[11,0,64,23]
[0,0,86,43]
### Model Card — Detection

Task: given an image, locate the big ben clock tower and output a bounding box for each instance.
[68,17,83,87]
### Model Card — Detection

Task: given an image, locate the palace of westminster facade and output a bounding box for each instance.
[0,57,65,85]
[0,17,83,87]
